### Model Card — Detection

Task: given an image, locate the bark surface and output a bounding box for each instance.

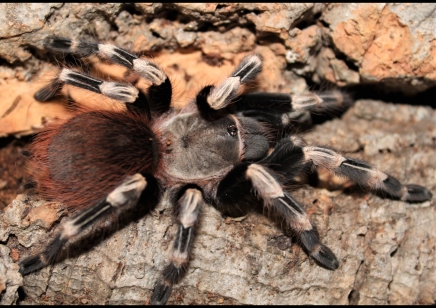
[0,3,435,305]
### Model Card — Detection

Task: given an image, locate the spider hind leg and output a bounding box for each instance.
[302,146,433,203]
[19,173,149,275]
[246,163,339,270]
[402,184,432,202]
[214,140,339,271]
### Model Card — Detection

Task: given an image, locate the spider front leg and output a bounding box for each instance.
[151,187,204,305]
[301,145,432,202]
[194,53,347,126]
[195,54,262,121]
[213,141,339,270]
[234,90,350,129]
[35,36,173,115]
[19,173,152,275]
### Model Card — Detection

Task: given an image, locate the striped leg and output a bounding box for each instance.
[151,188,204,305]
[36,36,172,114]
[234,90,351,130]
[214,158,339,270]
[302,146,432,202]
[19,173,148,275]
[235,90,349,113]
[35,68,139,103]
[196,54,262,121]
[248,164,338,269]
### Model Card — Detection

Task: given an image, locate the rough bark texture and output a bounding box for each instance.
[0,3,435,305]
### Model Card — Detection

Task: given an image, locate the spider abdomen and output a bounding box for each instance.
[28,109,158,210]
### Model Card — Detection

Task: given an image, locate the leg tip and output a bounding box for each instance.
[403,184,433,203]
[43,36,57,48]
[310,244,339,271]
[43,36,71,50]
[34,87,54,102]
[150,282,172,305]
[19,255,45,276]
[34,78,64,102]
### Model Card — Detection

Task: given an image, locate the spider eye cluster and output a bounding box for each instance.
[227,124,238,137]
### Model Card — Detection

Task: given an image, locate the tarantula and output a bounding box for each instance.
[19,36,432,305]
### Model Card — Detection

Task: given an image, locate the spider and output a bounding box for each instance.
[19,36,432,305]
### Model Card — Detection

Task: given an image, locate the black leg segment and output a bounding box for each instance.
[34,68,139,103]
[213,161,339,270]
[151,187,204,305]
[195,54,262,121]
[19,174,149,275]
[38,36,173,114]
[302,146,433,202]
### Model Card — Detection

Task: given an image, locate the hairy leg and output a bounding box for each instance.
[195,54,262,121]
[213,140,339,270]
[301,145,432,202]
[35,36,173,115]
[151,187,204,305]
[19,173,151,275]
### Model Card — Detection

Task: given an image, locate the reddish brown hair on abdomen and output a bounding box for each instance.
[27,108,159,211]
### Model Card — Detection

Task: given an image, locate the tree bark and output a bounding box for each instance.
[0,3,435,305]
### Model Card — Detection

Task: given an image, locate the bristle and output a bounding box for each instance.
[27,109,159,211]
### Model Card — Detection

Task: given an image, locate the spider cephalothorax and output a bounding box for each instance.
[20,36,433,305]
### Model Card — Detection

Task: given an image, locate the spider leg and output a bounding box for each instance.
[19,173,150,275]
[36,36,172,114]
[35,68,139,103]
[234,90,350,128]
[151,187,204,305]
[196,54,262,120]
[301,145,432,202]
[236,90,347,112]
[214,140,339,270]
